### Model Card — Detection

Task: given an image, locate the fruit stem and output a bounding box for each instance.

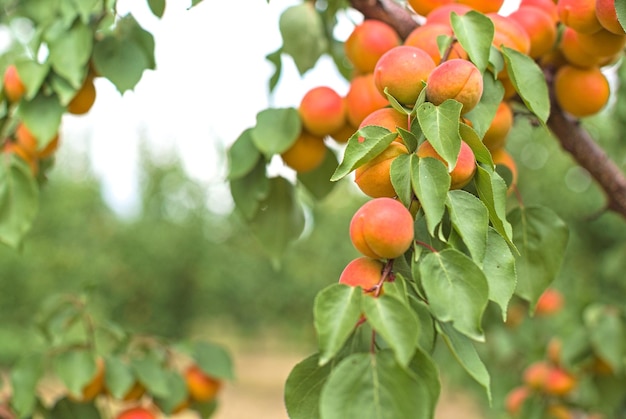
[372,259,394,298]
[415,240,437,253]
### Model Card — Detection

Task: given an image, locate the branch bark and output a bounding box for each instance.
[349,0,626,219]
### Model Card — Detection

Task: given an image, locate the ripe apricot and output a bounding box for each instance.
[345,73,389,127]
[520,0,559,22]
[404,23,467,64]
[329,122,357,144]
[425,4,472,24]
[116,407,156,419]
[426,59,483,114]
[350,197,414,260]
[523,360,551,389]
[14,123,38,159]
[535,288,564,315]
[577,27,626,58]
[544,367,577,396]
[416,140,476,189]
[374,45,436,106]
[505,386,530,416]
[482,101,513,151]
[557,0,602,34]
[185,364,222,402]
[338,257,385,296]
[345,20,401,74]
[355,142,408,198]
[407,0,453,18]
[488,13,531,55]
[457,0,504,13]
[508,6,558,58]
[596,0,626,35]
[280,131,327,173]
[558,27,609,68]
[491,147,518,191]
[299,86,346,137]
[358,107,409,143]
[68,75,96,115]
[3,64,26,103]
[554,65,610,117]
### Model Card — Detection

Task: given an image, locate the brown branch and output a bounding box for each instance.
[349,0,626,219]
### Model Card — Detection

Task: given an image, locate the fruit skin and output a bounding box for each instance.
[457,0,504,13]
[520,0,559,22]
[3,65,26,102]
[280,131,327,173]
[14,123,39,159]
[373,45,436,106]
[68,75,96,115]
[358,107,408,143]
[508,6,558,58]
[554,65,610,118]
[408,0,453,17]
[338,257,385,296]
[425,59,483,114]
[576,27,626,58]
[404,23,467,64]
[596,0,626,35]
[535,288,564,315]
[350,198,415,260]
[558,27,609,68]
[116,407,156,419]
[505,386,530,416]
[544,367,577,396]
[523,360,551,389]
[416,140,476,189]
[355,142,408,198]
[299,86,346,137]
[345,73,389,127]
[185,364,222,402]
[482,101,513,151]
[345,20,401,74]
[489,13,531,55]
[558,0,603,34]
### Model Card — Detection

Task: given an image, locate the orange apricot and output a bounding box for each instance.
[425,58,483,114]
[185,364,222,402]
[544,367,577,396]
[3,64,26,103]
[456,0,504,13]
[350,197,414,260]
[523,360,551,389]
[338,257,385,296]
[14,123,38,158]
[38,134,60,159]
[554,65,610,117]
[373,45,436,106]
[358,107,409,142]
[488,13,532,55]
[404,23,468,64]
[558,27,609,68]
[426,4,472,25]
[355,142,408,198]
[68,75,96,115]
[557,0,603,34]
[535,288,564,315]
[520,0,559,22]
[505,386,530,416]
[407,0,454,18]
[329,122,357,143]
[345,20,401,74]
[417,140,476,189]
[345,73,389,127]
[596,0,626,35]
[281,131,327,173]
[299,86,346,137]
[482,101,514,151]
[577,27,626,58]
[491,147,518,191]
[508,6,558,58]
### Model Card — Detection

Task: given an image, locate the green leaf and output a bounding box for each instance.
[617,2,626,32]
[103,356,135,399]
[362,294,420,367]
[228,128,262,180]
[412,155,450,235]
[17,93,64,145]
[319,351,433,419]
[249,177,305,264]
[397,127,418,153]
[154,370,188,415]
[409,297,436,352]
[148,0,165,17]
[482,228,517,320]
[285,353,332,419]
[315,284,363,366]
[70,0,101,23]
[463,72,504,139]
[331,127,397,181]
[230,159,269,221]
[48,20,93,88]
[52,350,97,398]
[14,60,50,100]
[297,149,339,200]
[459,122,493,168]
[501,46,550,123]
[446,190,489,263]
[408,348,440,418]
[121,14,157,70]
[132,356,170,398]
[585,305,624,374]
[192,340,234,381]
[10,354,43,417]
[450,11,494,73]
[420,249,489,341]
[438,322,491,401]
[390,153,413,207]
[416,100,462,170]
[265,48,283,93]
[251,108,301,157]
[474,165,513,245]
[279,3,328,75]
[47,397,101,419]
[0,156,39,248]
[509,206,569,306]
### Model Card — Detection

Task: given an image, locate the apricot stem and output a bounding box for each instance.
[415,240,438,253]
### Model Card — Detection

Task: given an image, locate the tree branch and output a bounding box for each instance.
[349,0,626,219]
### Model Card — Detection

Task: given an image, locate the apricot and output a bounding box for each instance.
[329,122,357,144]
[345,73,389,127]
[3,142,38,175]
[491,147,518,191]
[456,0,504,13]
[38,134,60,159]
[482,101,513,151]
[416,140,476,189]
[373,45,436,106]
[596,0,626,35]
[3,64,26,103]
[425,4,472,25]
[554,65,610,117]
[299,86,346,137]
[546,404,575,419]
[68,75,96,115]
[523,360,551,389]
[558,27,609,68]
[358,107,408,143]
[505,386,530,416]
[338,257,385,296]
[544,367,577,396]
[185,364,222,402]
[534,288,564,315]
[520,0,559,22]
[577,27,626,58]
[557,0,603,34]
[426,59,483,114]
[280,131,327,173]
[407,0,453,17]
[14,123,38,159]
[116,407,156,419]
[355,142,408,198]
[488,13,532,55]
[404,23,467,64]
[345,20,401,74]
[508,6,558,58]
[350,198,414,260]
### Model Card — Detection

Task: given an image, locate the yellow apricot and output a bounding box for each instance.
[558,27,609,68]
[281,131,327,173]
[557,0,603,34]
[408,0,454,18]
[554,65,610,117]
[482,101,513,151]
[68,76,96,115]
[346,73,389,127]
[355,142,408,198]
[345,20,401,74]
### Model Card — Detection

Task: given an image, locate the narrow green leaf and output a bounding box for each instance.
[285,354,332,419]
[48,398,101,419]
[228,128,262,180]
[383,87,411,115]
[331,127,397,181]
[474,165,513,245]
[416,100,462,170]
[408,348,440,418]
[390,153,413,207]
[93,36,148,93]
[279,3,328,75]
[408,297,436,352]
[459,122,493,168]
[446,190,489,263]
[297,149,339,200]
[104,356,135,399]
[148,0,165,17]
[315,284,362,365]
[412,155,450,235]
[251,108,301,157]
[53,350,97,398]
[482,228,517,320]
[463,72,504,139]
[0,156,39,248]
[450,11,495,73]
[397,127,418,153]
[192,341,234,381]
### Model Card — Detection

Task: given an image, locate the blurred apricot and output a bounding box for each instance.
[558,0,602,34]
[68,76,96,115]
[281,131,327,173]
[3,65,26,103]
[185,364,222,402]
[483,101,513,151]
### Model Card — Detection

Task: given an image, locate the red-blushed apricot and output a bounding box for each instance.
[417,140,476,189]
[535,288,564,315]
[280,131,327,173]
[491,147,518,192]
[404,23,468,64]
[68,75,96,115]
[425,4,472,25]
[350,197,414,260]
[558,27,609,68]
[557,0,603,33]
[457,0,504,13]
[299,86,346,137]
[355,142,408,198]
[345,20,401,74]
[426,59,483,114]
[3,64,26,103]
[329,122,357,144]
[577,27,626,58]
[544,367,577,396]
[116,407,156,419]
[520,0,559,22]
[554,65,610,117]
[358,107,409,143]
[373,45,436,106]
[523,360,551,389]
[338,257,385,296]
[508,6,558,58]
[407,0,454,18]
[488,13,532,55]
[185,364,222,402]
[482,101,513,151]
[505,386,530,416]
[596,0,626,35]
[346,73,389,127]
